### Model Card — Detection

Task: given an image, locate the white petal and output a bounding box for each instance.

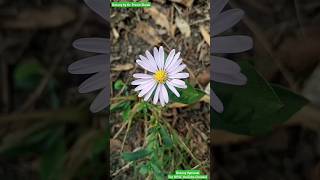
[140,55,158,72]
[161,84,169,103]
[134,79,155,91]
[166,82,180,97]
[166,52,181,71]
[153,84,161,105]
[158,46,165,69]
[169,64,187,75]
[167,58,182,73]
[132,79,150,86]
[138,81,156,97]
[133,73,153,79]
[169,73,189,79]
[159,84,165,106]
[144,83,157,101]
[164,49,176,69]
[153,47,161,69]
[170,79,187,89]
[136,60,156,73]
[145,50,159,70]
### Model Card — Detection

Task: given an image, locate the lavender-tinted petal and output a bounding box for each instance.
[212,36,253,54]
[212,0,229,20]
[84,0,109,21]
[211,89,224,113]
[213,72,247,85]
[73,38,109,54]
[211,56,240,75]
[213,9,244,36]
[68,55,108,74]
[90,87,109,113]
[79,72,107,93]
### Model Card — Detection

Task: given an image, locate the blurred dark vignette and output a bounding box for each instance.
[1,0,320,179]
[0,0,109,179]
[212,0,320,180]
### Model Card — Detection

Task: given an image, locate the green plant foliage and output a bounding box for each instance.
[169,82,205,105]
[14,61,44,90]
[40,130,66,180]
[268,85,308,124]
[122,149,152,161]
[114,80,127,91]
[159,125,173,148]
[212,61,308,135]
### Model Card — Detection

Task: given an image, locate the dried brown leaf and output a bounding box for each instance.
[199,25,210,46]
[134,22,161,46]
[112,63,134,71]
[168,102,189,108]
[110,139,130,152]
[144,7,172,35]
[175,17,191,37]
[153,0,166,4]
[169,0,194,8]
[197,70,210,86]
[112,28,120,41]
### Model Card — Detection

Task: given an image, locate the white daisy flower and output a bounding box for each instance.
[211,0,253,113]
[132,46,189,106]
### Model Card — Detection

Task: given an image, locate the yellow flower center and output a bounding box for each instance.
[154,70,168,84]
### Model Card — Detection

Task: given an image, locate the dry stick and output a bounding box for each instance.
[111,162,133,177]
[162,119,202,164]
[111,95,136,102]
[112,122,127,140]
[115,66,136,97]
[120,102,140,152]
[16,9,87,113]
[192,160,209,170]
[189,17,210,26]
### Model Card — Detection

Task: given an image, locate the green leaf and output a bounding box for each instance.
[212,61,283,135]
[40,130,66,180]
[122,149,152,161]
[139,164,149,175]
[114,80,127,91]
[169,82,205,104]
[159,126,173,148]
[268,85,308,124]
[14,61,43,90]
[150,162,164,180]
[122,103,132,122]
[110,101,131,113]
[212,61,308,135]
